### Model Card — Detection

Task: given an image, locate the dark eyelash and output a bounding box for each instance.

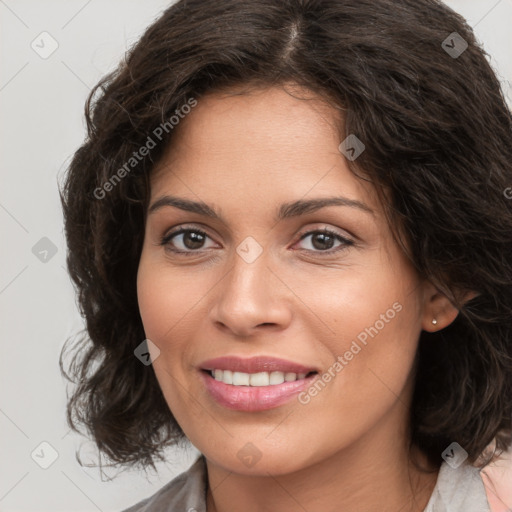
[160,227,210,257]
[160,227,208,245]
[296,228,354,255]
[160,227,354,256]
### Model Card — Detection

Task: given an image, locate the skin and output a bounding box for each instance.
[481,449,512,511]
[136,83,462,512]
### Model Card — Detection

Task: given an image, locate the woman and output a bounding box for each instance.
[59,0,512,510]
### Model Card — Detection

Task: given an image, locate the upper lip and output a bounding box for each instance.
[199,356,319,374]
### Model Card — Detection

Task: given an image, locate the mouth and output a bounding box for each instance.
[199,355,319,375]
[198,356,320,411]
[201,368,318,386]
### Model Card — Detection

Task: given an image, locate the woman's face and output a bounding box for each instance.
[137,84,442,475]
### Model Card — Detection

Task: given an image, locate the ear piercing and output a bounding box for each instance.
[432,318,438,325]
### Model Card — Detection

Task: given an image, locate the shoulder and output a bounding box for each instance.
[480,447,512,512]
[423,459,491,512]
[121,455,207,512]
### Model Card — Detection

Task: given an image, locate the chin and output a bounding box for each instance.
[202,442,319,477]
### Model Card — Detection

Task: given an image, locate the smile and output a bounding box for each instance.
[207,369,315,386]
[198,355,320,411]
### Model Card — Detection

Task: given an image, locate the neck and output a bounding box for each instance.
[204,403,439,512]
[206,449,437,512]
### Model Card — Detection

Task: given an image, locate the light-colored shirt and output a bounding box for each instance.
[121,454,491,512]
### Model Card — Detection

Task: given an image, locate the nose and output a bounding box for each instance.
[209,247,293,337]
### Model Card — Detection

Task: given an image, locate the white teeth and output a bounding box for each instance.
[269,371,285,385]
[223,369,233,384]
[232,371,250,386]
[249,372,270,386]
[210,369,311,386]
[214,369,235,383]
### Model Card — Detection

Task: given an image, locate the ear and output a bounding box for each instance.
[421,281,478,332]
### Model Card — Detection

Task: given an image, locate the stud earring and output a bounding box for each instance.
[432,318,438,325]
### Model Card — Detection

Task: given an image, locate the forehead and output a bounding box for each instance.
[149,84,377,216]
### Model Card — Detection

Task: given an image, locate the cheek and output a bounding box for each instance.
[136,258,200,420]
[136,255,201,342]
[291,256,420,339]
[290,256,422,393]
[136,264,169,341]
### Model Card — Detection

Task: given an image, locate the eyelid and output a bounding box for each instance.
[292,227,355,255]
[158,222,356,258]
[295,224,354,243]
[159,224,218,247]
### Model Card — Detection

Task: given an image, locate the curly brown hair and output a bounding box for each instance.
[59,0,512,473]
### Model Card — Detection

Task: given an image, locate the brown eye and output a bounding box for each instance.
[161,228,216,253]
[295,229,354,255]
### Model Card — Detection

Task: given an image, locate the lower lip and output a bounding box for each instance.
[200,370,318,411]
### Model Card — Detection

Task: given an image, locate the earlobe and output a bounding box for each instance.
[422,305,459,332]
[421,282,475,332]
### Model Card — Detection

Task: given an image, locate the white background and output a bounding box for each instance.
[1,1,511,511]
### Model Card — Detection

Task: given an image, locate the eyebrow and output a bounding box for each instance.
[148,195,374,221]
